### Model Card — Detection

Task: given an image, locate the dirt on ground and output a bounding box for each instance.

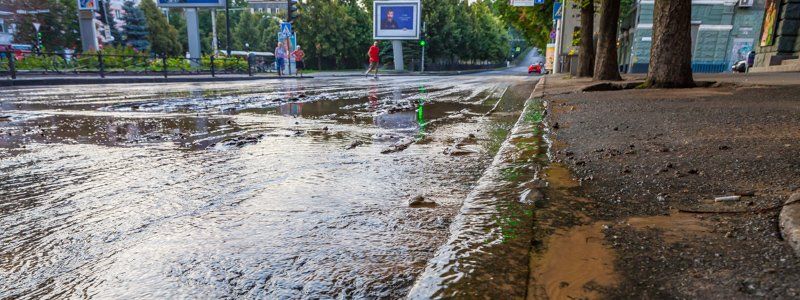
[539,74,800,299]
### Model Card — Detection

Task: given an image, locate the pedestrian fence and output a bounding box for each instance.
[620,60,730,74]
[0,50,276,80]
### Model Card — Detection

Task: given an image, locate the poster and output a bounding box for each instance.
[545,43,555,71]
[78,0,96,10]
[760,0,778,46]
[157,0,225,8]
[730,38,754,66]
[373,1,420,40]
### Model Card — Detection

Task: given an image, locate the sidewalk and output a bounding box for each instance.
[537,72,800,298]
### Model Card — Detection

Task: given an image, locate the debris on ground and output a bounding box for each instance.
[381,137,415,154]
[408,195,437,207]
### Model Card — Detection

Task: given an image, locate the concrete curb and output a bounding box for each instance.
[0,75,314,87]
[779,192,800,256]
[407,77,545,298]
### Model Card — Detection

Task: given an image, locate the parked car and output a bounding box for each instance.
[528,62,546,75]
[732,51,756,73]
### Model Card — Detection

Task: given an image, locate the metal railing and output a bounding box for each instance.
[1,51,275,79]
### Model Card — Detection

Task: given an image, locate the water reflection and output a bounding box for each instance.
[0,76,513,298]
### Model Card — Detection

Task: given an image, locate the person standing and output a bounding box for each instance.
[275,42,287,77]
[365,41,380,79]
[291,45,306,78]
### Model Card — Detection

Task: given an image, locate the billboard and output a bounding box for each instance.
[157,0,225,8]
[760,0,778,46]
[78,0,97,10]
[373,0,420,40]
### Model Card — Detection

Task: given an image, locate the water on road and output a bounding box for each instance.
[0,74,531,298]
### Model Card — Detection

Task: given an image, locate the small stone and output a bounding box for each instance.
[552,122,560,129]
[408,195,437,207]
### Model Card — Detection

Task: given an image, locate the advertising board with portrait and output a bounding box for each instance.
[78,0,97,10]
[157,0,225,8]
[373,0,420,40]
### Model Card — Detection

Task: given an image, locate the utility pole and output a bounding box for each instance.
[225,0,231,56]
[211,9,218,54]
[420,22,426,72]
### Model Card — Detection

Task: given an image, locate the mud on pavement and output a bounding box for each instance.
[543,78,800,298]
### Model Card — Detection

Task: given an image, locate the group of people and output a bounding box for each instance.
[272,40,382,79]
[274,42,306,77]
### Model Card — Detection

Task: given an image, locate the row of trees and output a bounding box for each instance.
[296,0,511,69]
[11,0,512,70]
[497,0,695,88]
[571,0,694,87]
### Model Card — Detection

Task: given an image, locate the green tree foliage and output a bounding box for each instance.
[122,0,150,51]
[41,0,81,51]
[493,0,553,49]
[168,9,188,51]
[140,0,182,55]
[297,0,508,69]
[98,0,123,46]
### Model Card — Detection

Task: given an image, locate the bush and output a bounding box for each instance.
[147,57,191,72]
[16,54,73,71]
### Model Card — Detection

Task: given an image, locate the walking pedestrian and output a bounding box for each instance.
[291,45,306,78]
[275,42,287,77]
[365,41,380,79]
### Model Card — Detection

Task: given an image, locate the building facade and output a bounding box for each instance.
[0,3,14,45]
[753,0,800,69]
[620,0,766,73]
[247,0,285,16]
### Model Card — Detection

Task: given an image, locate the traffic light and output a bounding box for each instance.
[419,40,426,47]
[287,0,299,23]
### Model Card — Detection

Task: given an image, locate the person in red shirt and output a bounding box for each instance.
[291,45,306,77]
[365,41,380,79]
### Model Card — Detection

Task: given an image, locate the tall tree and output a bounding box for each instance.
[168,9,188,51]
[493,0,552,49]
[593,0,621,80]
[645,0,694,88]
[122,0,150,51]
[577,0,595,77]
[232,10,258,50]
[41,0,81,51]
[140,0,182,55]
[98,0,121,46]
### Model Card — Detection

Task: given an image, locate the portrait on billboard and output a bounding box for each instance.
[373,1,420,40]
[156,0,225,8]
[78,0,96,10]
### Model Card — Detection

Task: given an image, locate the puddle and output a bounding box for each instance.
[409,81,543,299]
[626,210,712,243]
[528,223,618,300]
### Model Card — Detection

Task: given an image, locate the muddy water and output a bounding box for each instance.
[409,82,543,298]
[0,76,524,298]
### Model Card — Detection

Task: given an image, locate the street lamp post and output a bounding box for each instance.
[225,0,231,56]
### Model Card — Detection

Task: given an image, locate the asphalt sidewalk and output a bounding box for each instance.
[537,71,800,298]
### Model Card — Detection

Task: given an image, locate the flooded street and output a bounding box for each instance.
[0,74,533,298]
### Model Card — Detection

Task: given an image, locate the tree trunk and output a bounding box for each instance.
[593,0,622,81]
[646,0,695,88]
[578,0,595,77]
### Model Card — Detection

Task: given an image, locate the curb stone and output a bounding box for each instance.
[779,192,800,256]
